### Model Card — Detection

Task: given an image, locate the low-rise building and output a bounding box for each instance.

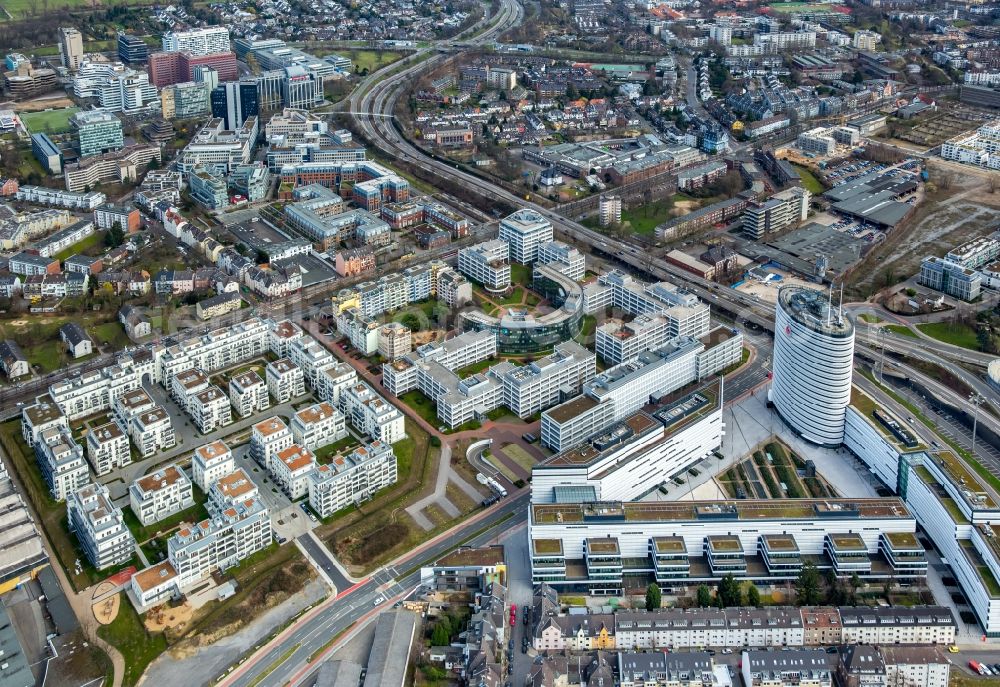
[0,340,29,378]
[129,464,194,526]
[742,649,831,687]
[85,420,131,476]
[196,291,242,320]
[59,323,93,359]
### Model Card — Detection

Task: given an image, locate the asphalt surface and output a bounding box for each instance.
[218,491,529,687]
[298,532,354,591]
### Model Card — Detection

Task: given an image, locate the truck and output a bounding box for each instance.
[969,660,983,675]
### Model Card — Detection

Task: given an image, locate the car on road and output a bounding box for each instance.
[373,596,385,606]
[948,646,959,653]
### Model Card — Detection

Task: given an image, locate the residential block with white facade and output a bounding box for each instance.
[266,357,306,403]
[290,401,347,451]
[85,420,131,476]
[308,441,398,517]
[229,369,269,417]
[191,440,234,491]
[68,482,134,570]
[129,464,194,526]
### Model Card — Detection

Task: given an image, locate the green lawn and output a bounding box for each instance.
[858,314,883,324]
[399,390,440,427]
[92,322,130,351]
[456,357,498,377]
[499,286,527,306]
[622,200,675,235]
[345,49,403,73]
[26,341,64,373]
[510,263,531,286]
[54,230,106,262]
[916,322,981,350]
[884,324,918,338]
[122,486,209,544]
[792,164,825,195]
[314,435,361,464]
[96,601,167,687]
[20,107,78,135]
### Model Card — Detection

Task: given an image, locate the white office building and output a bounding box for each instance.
[458,240,511,292]
[382,330,497,397]
[770,286,854,447]
[536,241,585,281]
[491,341,595,419]
[499,209,553,264]
[532,381,723,504]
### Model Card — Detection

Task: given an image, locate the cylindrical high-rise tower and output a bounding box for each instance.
[770,286,855,447]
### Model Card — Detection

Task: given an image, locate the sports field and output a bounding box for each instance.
[20,107,79,135]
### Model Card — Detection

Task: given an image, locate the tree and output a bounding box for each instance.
[696,584,712,608]
[795,560,822,606]
[718,574,742,608]
[747,584,762,608]
[849,573,862,604]
[430,620,451,646]
[104,221,125,249]
[645,583,662,611]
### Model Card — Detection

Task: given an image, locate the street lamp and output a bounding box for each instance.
[970,392,986,457]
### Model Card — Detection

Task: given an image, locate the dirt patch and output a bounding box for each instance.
[144,602,194,633]
[334,521,410,565]
[92,581,116,599]
[92,593,120,626]
[847,163,1000,298]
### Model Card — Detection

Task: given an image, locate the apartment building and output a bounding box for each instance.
[458,240,511,292]
[112,387,155,427]
[269,444,316,499]
[72,110,124,158]
[171,368,210,409]
[535,240,585,281]
[266,358,306,403]
[208,467,259,511]
[308,441,398,517]
[21,395,69,447]
[190,386,231,433]
[336,307,380,356]
[499,209,553,264]
[290,401,347,451]
[85,420,131,476]
[340,381,406,444]
[191,440,234,491]
[229,369,269,417]
[378,323,412,361]
[437,267,473,307]
[288,335,336,389]
[167,495,271,588]
[68,482,134,570]
[129,407,175,458]
[250,416,294,466]
[156,317,270,383]
[267,320,304,358]
[316,362,357,407]
[34,427,89,501]
[742,650,831,687]
[129,464,194,526]
[162,27,231,56]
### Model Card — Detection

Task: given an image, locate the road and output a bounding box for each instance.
[217,491,529,687]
